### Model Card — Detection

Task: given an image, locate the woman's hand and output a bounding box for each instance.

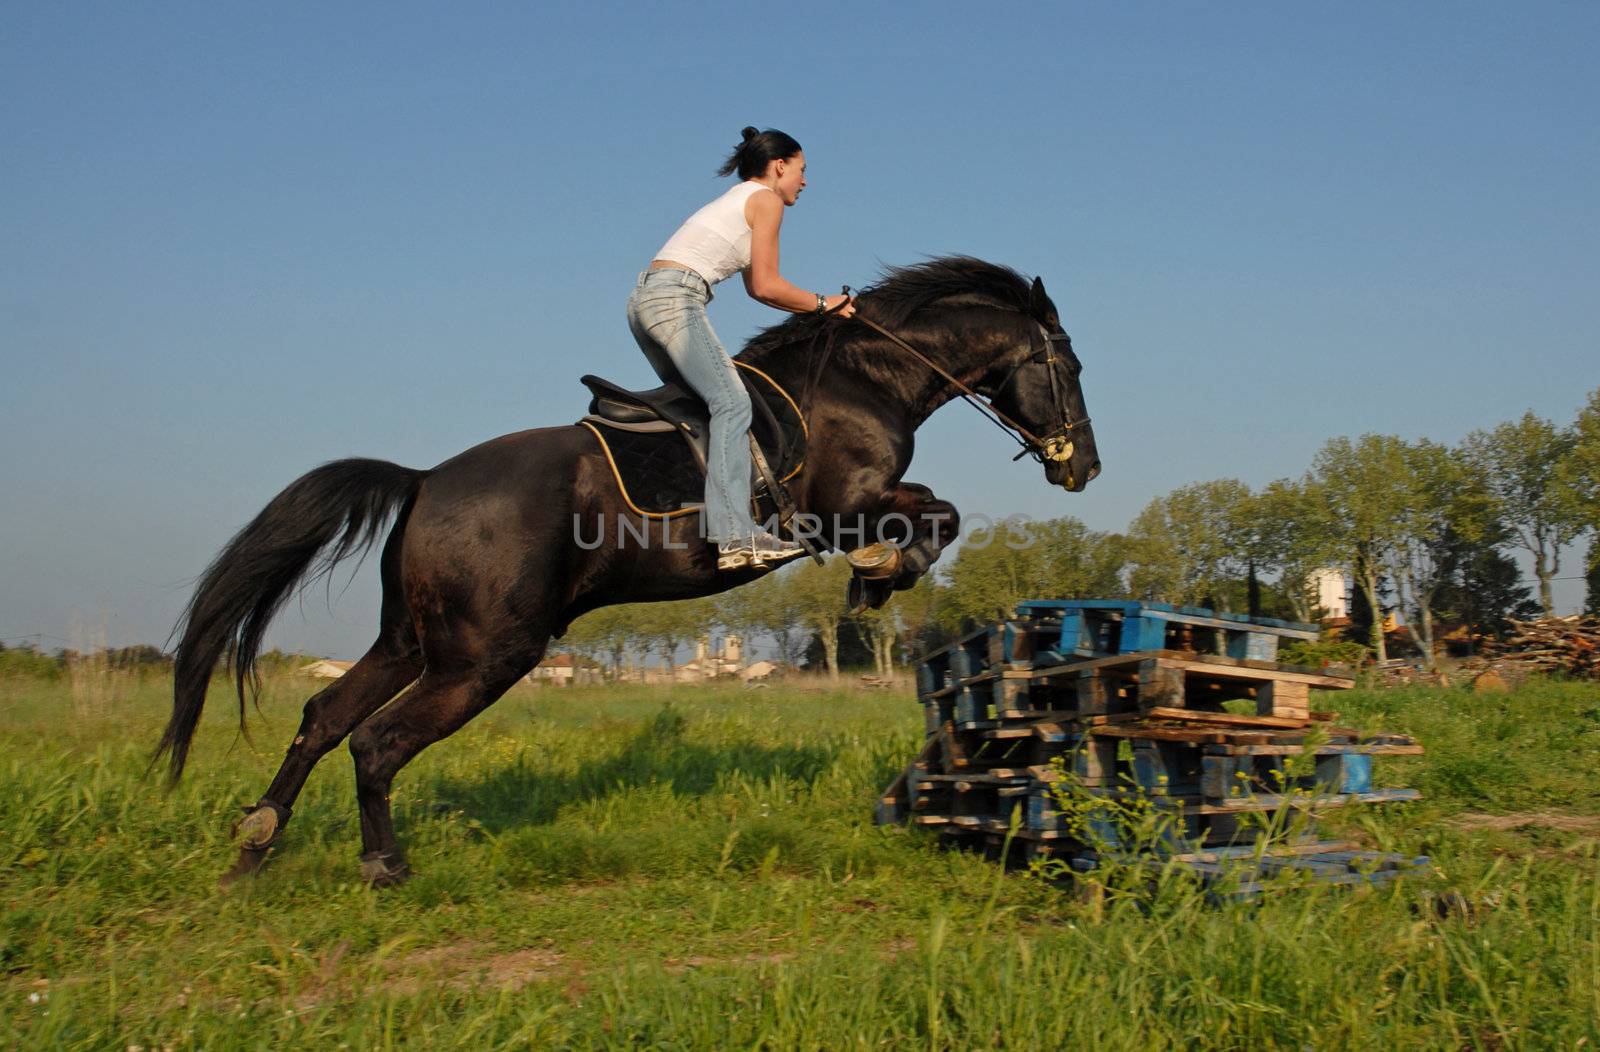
[824,294,856,319]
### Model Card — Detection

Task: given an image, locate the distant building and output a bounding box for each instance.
[528,653,602,686]
[678,635,745,681]
[1309,568,1349,620]
[616,635,749,684]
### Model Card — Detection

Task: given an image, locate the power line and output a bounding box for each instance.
[0,632,75,646]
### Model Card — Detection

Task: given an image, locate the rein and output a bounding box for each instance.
[846,301,1091,464]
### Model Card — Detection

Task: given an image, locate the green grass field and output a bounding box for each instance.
[3,670,1598,1049]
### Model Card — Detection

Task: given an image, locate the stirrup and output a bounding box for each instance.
[717,546,758,572]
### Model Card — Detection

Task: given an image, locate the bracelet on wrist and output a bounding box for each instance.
[814,292,826,314]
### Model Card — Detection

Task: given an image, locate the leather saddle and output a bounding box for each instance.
[578,364,806,518]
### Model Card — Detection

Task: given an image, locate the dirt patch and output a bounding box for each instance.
[661,951,794,974]
[1447,812,1600,834]
[879,937,918,960]
[384,939,569,996]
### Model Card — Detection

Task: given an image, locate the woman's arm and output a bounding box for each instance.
[742,190,854,316]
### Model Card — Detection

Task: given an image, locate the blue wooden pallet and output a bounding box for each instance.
[1025,780,1422,834]
[926,652,1347,727]
[915,618,1069,694]
[1013,600,1319,664]
[1131,743,1385,800]
[1065,842,1432,900]
[1031,729,1420,788]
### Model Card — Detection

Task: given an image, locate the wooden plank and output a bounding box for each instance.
[1166,839,1357,863]
[1032,721,1074,743]
[1120,723,1294,745]
[1157,656,1353,689]
[1017,599,1319,635]
[1073,737,1120,786]
[1142,706,1312,729]
[1205,743,1425,757]
[1138,658,1186,708]
[938,721,969,769]
[1020,650,1353,687]
[1315,752,1373,793]
[1017,709,1081,723]
[980,726,1035,739]
[1148,608,1319,641]
[1075,672,1114,717]
[1047,785,1421,815]
[1089,724,1236,745]
[1025,652,1150,678]
[1257,679,1310,720]
[913,773,1030,786]
[1204,787,1422,814]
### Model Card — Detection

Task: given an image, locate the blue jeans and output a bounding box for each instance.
[626,268,755,545]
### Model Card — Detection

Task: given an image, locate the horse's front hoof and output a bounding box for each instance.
[846,542,902,580]
[219,846,271,887]
[846,575,895,615]
[360,849,411,888]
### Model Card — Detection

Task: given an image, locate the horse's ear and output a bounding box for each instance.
[1030,277,1050,317]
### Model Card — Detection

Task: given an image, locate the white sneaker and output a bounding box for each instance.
[750,531,805,565]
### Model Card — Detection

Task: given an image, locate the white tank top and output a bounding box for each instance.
[654,181,775,286]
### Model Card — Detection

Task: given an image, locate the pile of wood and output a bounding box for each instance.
[1470,616,1600,679]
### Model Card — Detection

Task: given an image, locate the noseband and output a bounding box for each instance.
[851,302,1090,465]
[991,329,1093,464]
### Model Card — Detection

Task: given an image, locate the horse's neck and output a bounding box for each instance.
[740,310,1014,429]
[859,317,1013,427]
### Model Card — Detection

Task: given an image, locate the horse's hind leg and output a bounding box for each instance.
[223,642,422,885]
[345,645,543,886]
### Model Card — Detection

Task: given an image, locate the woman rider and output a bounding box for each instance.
[628,126,855,572]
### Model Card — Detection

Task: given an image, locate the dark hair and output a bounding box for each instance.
[716,126,802,180]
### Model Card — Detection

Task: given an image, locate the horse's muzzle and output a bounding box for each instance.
[1046,457,1100,492]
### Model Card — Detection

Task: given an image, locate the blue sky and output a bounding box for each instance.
[3,2,1596,657]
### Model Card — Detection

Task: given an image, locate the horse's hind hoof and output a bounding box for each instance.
[233,804,282,850]
[220,800,291,887]
[219,846,271,887]
[360,849,411,888]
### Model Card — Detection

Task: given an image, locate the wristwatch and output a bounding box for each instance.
[814,292,826,314]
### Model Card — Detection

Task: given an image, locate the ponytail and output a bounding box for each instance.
[716,126,802,180]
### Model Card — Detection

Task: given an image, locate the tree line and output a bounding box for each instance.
[4,391,1592,680]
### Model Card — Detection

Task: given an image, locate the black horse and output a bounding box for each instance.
[156,256,1101,885]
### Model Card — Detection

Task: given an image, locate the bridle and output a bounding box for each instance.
[845,293,1092,466]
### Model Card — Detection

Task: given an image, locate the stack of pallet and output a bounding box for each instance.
[877,600,1429,896]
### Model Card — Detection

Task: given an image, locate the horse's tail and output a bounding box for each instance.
[155,458,428,785]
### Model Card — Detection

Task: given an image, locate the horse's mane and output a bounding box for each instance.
[739,256,1035,364]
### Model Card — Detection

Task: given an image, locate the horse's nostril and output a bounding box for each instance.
[1087,462,1102,482]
